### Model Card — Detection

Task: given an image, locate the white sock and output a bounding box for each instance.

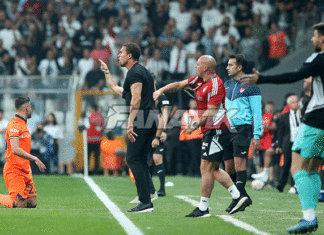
[228,185,240,199]
[303,208,316,221]
[198,197,209,211]
[263,168,269,175]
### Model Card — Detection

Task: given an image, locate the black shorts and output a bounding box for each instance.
[223,125,253,161]
[201,129,231,162]
[147,142,164,164]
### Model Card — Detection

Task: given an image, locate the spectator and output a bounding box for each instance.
[252,0,273,26]
[14,45,32,89]
[98,0,119,23]
[240,26,261,69]
[234,2,254,38]
[201,27,215,56]
[218,5,236,28]
[222,16,241,42]
[0,109,9,164]
[189,0,205,16]
[158,18,182,51]
[75,0,97,23]
[179,99,203,177]
[144,48,169,86]
[0,10,6,30]
[129,1,149,33]
[45,25,72,57]
[276,95,301,193]
[100,131,123,176]
[201,0,221,32]
[90,38,111,65]
[115,17,137,49]
[24,21,44,63]
[186,31,203,77]
[44,113,64,174]
[38,48,59,88]
[84,60,105,91]
[187,14,205,37]
[60,6,82,39]
[169,38,187,82]
[0,19,22,57]
[149,3,169,37]
[22,0,45,20]
[173,2,192,35]
[213,22,233,62]
[31,122,54,174]
[273,0,293,34]
[77,48,94,90]
[137,23,155,54]
[57,47,75,75]
[251,14,269,41]
[87,103,105,175]
[72,19,100,59]
[27,103,41,135]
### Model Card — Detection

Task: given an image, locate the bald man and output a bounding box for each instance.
[154,55,248,217]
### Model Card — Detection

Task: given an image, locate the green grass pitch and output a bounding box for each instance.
[0,175,323,234]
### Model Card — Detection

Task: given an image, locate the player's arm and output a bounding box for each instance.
[248,88,262,151]
[153,80,189,100]
[99,59,123,97]
[10,138,46,172]
[127,82,142,142]
[242,61,319,85]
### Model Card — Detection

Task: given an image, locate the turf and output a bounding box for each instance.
[0,175,323,235]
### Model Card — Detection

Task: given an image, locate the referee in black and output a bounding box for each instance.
[99,42,157,213]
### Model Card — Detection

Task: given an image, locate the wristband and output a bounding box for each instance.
[104,71,110,74]
[154,136,160,140]
[192,122,199,130]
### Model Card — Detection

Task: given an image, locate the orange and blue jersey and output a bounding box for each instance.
[224,78,262,139]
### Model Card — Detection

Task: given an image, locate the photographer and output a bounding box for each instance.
[31,123,54,174]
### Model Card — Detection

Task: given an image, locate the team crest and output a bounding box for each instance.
[240,88,245,93]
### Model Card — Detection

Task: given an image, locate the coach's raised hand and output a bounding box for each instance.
[241,68,260,86]
[99,59,109,73]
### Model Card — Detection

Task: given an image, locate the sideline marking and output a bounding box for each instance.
[176,195,270,235]
[84,176,143,235]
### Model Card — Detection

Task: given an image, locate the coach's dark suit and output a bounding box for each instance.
[276,111,300,191]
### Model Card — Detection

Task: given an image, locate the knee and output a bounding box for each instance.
[14,199,27,208]
[28,201,37,208]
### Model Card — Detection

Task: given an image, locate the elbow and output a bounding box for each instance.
[12,148,18,155]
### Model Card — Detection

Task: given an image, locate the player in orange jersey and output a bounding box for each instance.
[0,97,46,208]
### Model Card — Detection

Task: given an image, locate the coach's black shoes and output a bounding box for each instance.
[185,207,211,218]
[127,202,154,213]
[226,196,249,215]
[157,190,166,197]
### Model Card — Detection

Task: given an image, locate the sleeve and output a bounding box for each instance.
[8,122,21,139]
[247,85,262,139]
[258,55,321,84]
[207,80,225,107]
[187,76,199,89]
[128,72,143,87]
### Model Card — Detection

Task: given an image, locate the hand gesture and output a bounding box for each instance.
[251,139,261,152]
[153,89,163,101]
[98,59,109,74]
[152,138,160,148]
[35,157,46,172]
[127,124,138,143]
[241,68,260,86]
[160,131,167,142]
[180,125,195,135]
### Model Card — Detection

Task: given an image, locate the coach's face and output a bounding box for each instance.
[312,29,324,52]
[118,46,131,67]
[226,58,239,77]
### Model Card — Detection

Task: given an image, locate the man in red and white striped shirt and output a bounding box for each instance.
[154,55,248,217]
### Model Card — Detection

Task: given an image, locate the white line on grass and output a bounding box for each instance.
[176,195,270,235]
[84,176,143,235]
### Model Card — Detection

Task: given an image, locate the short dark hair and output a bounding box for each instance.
[90,103,98,111]
[123,42,141,61]
[313,22,324,36]
[15,97,30,109]
[229,54,247,72]
[265,101,274,106]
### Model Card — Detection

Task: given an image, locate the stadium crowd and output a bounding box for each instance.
[0,0,322,186]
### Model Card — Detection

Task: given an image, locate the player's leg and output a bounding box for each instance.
[252,147,274,182]
[27,196,37,208]
[287,124,324,234]
[152,145,166,196]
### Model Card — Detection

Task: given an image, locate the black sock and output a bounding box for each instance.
[230,173,236,183]
[236,170,247,196]
[155,164,165,192]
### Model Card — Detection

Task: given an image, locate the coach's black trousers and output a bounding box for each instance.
[126,125,156,204]
[278,142,294,188]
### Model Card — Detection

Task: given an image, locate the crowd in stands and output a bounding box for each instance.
[0,0,321,92]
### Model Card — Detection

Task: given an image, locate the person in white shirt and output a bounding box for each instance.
[201,0,221,33]
[77,48,94,90]
[0,19,22,57]
[145,48,169,85]
[38,49,59,88]
[173,2,192,35]
[252,0,273,26]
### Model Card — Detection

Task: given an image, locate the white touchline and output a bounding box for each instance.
[175,195,271,235]
[84,176,143,235]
